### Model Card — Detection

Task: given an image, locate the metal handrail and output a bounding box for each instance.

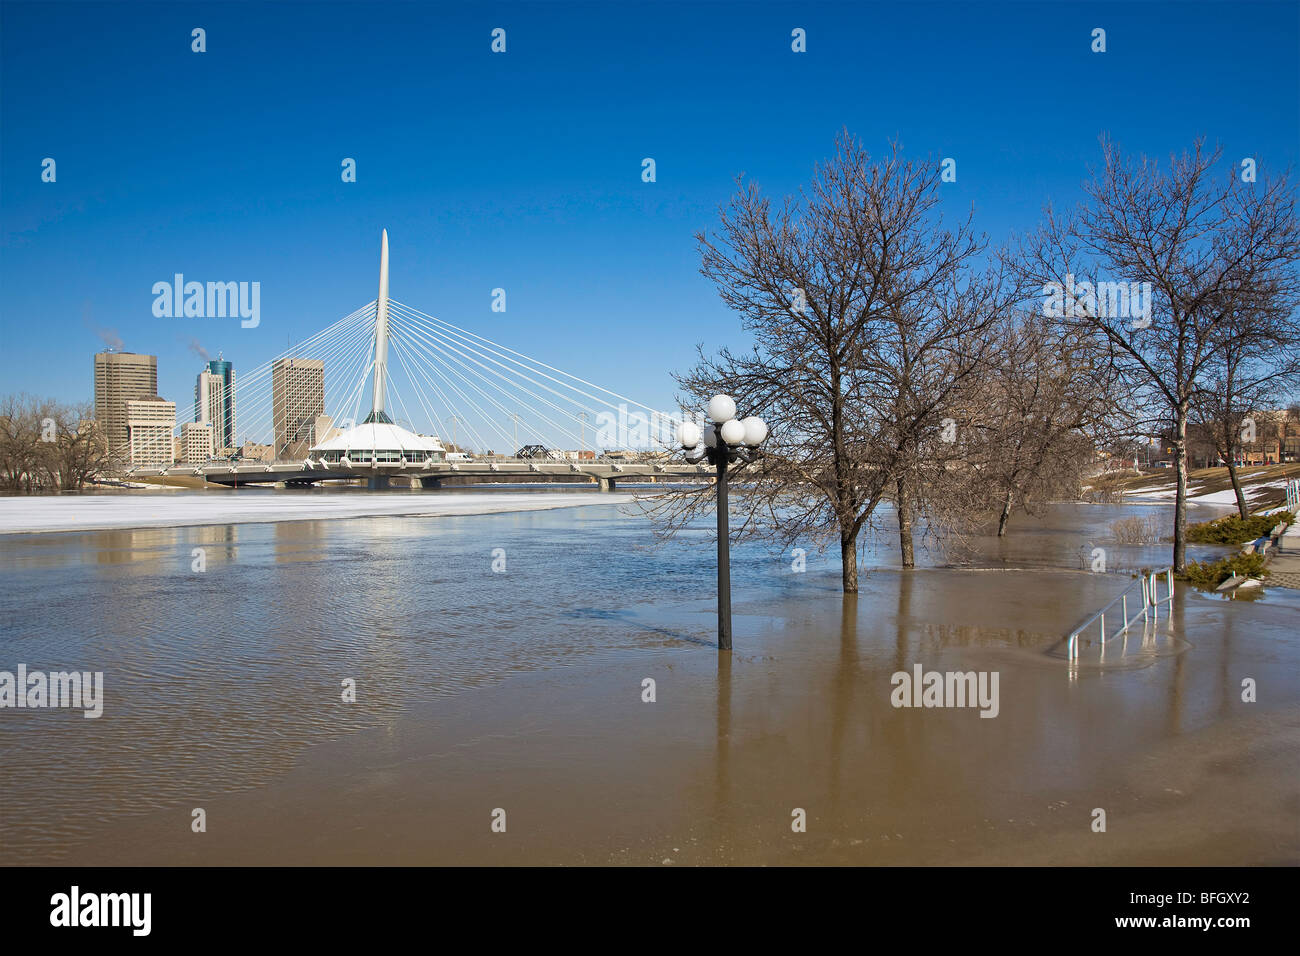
[1066,568,1174,661]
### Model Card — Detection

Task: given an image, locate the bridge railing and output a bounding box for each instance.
[1065,568,1173,661]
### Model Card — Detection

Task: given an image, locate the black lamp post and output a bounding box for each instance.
[677,395,768,652]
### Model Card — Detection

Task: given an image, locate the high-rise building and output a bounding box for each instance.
[180,421,215,464]
[125,396,176,467]
[195,356,236,453]
[94,351,158,461]
[271,358,324,458]
[313,414,341,446]
[240,441,275,463]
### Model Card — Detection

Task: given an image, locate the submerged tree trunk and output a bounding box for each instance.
[896,476,915,567]
[1173,405,1190,573]
[840,530,859,593]
[1226,460,1249,519]
[997,488,1014,536]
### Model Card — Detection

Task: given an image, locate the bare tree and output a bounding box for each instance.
[650,132,1013,592]
[0,394,53,494]
[858,274,1009,566]
[970,314,1122,535]
[47,403,111,491]
[1018,138,1300,571]
[1190,286,1300,517]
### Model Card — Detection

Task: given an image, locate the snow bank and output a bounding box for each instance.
[1124,479,1286,505]
[0,491,638,535]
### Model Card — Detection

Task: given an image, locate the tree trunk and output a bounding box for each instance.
[896,476,915,567]
[1173,405,1189,574]
[840,530,859,593]
[997,489,1014,536]
[1226,461,1249,519]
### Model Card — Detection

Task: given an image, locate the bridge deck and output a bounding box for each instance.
[127,460,714,486]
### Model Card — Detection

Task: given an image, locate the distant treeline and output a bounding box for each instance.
[0,394,111,494]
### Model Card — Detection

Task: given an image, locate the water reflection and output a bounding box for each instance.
[713,651,731,842]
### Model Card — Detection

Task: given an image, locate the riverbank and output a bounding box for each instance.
[1114,462,1300,510]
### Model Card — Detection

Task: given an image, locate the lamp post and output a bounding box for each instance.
[677,395,768,652]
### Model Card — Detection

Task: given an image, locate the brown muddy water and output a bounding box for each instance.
[0,495,1296,865]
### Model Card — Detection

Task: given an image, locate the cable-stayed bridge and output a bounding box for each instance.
[131,231,710,490]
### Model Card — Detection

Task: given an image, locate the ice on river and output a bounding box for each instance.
[0,491,637,534]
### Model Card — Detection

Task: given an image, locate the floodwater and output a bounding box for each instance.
[0,494,1296,865]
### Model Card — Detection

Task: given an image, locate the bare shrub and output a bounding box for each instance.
[1109,514,1163,544]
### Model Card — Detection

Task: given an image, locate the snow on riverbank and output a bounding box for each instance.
[1125,479,1288,506]
[0,491,638,535]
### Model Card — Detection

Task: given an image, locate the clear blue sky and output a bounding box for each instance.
[3,0,1298,424]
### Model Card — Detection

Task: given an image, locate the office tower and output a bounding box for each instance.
[195,356,236,453]
[239,441,275,463]
[93,351,158,461]
[312,414,342,447]
[125,396,176,467]
[271,358,324,457]
[180,421,215,464]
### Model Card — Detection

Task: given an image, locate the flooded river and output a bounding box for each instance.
[1,494,1296,864]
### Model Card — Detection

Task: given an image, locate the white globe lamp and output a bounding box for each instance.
[741,416,768,447]
[719,419,746,445]
[708,394,737,423]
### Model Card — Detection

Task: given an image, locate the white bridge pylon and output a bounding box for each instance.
[186,231,689,457]
[369,227,392,423]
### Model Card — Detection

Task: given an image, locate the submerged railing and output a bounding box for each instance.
[1066,569,1174,661]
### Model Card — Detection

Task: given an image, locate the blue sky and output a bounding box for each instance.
[2,0,1298,439]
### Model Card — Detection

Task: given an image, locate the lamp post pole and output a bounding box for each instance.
[677,395,767,654]
[715,448,732,651]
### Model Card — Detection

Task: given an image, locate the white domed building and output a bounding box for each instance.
[310,416,445,467]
